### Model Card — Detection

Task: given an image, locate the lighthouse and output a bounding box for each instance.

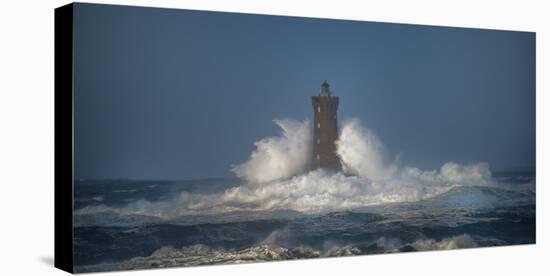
[311,81,340,171]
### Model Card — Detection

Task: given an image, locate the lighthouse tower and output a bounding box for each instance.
[311,81,340,171]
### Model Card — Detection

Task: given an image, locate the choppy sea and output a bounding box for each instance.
[73,172,535,273]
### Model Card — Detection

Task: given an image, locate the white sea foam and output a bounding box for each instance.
[75,234,496,272]
[181,118,495,214]
[231,119,312,183]
[74,118,502,218]
[184,162,493,214]
[337,118,398,181]
[111,244,356,271]
[410,234,479,251]
[376,234,502,252]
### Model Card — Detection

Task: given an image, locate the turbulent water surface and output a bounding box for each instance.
[73,120,535,272]
[73,173,535,273]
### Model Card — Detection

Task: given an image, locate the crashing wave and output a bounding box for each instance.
[75,234,506,272]
[73,118,534,221]
[231,119,312,183]
[116,244,358,270]
[409,235,479,251]
[376,234,506,253]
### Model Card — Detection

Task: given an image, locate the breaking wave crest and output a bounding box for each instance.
[231,119,312,183]
[75,244,359,272]
[184,162,493,214]
[337,118,398,181]
[375,233,506,253]
[178,118,497,214]
[75,118,517,219]
[75,234,501,272]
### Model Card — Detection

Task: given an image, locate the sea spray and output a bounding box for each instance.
[175,118,497,214]
[74,118,498,217]
[336,118,398,181]
[231,119,312,183]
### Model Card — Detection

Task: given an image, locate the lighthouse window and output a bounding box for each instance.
[317,154,320,160]
[317,123,321,128]
[317,138,320,144]
[318,106,321,113]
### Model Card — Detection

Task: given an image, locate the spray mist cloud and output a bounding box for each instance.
[231,119,312,183]
[75,118,502,219]
[178,118,496,214]
[336,118,398,181]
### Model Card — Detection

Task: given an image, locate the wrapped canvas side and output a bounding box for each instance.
[54,3,75,274]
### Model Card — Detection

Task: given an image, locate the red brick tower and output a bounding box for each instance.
[311,81,340,171]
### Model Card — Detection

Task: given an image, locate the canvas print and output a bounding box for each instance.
[68,3,535,273]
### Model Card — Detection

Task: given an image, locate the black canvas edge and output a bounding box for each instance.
[55,2,75,274]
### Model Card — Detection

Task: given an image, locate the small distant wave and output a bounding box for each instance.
[377,234,506,253]
[409,235,479,251]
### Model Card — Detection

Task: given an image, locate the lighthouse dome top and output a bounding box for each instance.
[320,81,331,96]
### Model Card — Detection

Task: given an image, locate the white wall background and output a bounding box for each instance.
[0,0,547,275]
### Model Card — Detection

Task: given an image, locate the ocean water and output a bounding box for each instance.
[73,172,535,273]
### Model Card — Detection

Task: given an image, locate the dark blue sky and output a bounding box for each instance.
[74,3,535,180]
